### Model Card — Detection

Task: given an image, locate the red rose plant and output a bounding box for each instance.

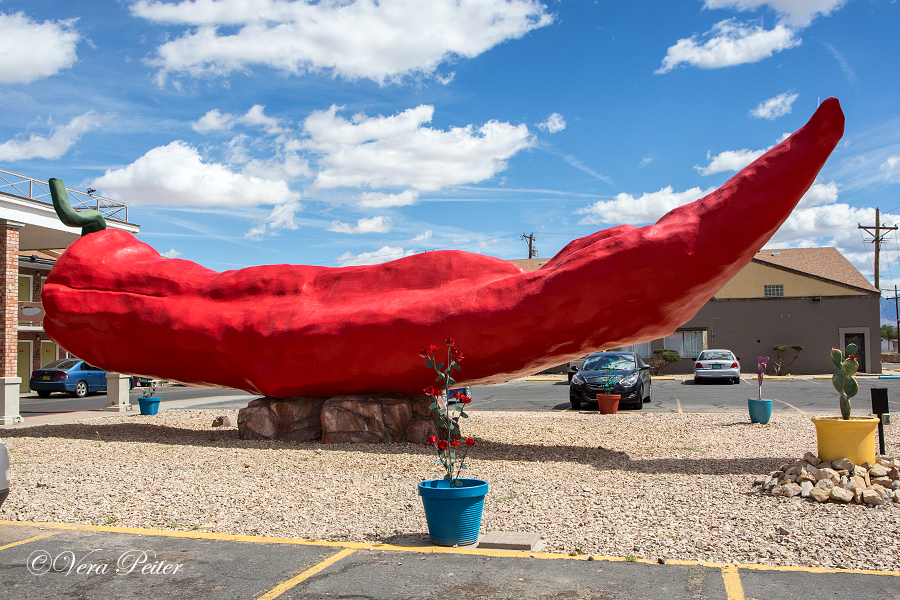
[421,338,475,486]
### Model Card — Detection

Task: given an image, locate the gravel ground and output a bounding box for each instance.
[2,410,898,571]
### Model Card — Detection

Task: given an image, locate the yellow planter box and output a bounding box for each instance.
[811,416,880,465]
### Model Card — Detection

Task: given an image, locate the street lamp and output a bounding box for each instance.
[710,317,719,346]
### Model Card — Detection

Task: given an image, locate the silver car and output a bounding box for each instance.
[694,349,741,384]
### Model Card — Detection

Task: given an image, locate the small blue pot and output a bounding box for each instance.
[418,478,488,546]
[138,398,161,415]
[748,398,772,424]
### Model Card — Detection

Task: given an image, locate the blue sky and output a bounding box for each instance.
[2,0,900,311]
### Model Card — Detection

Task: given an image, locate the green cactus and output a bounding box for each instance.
[830,343,859,420]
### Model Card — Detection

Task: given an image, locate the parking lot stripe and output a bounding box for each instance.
[773,398,807,414]
[0,532,56,552]
[1,521,898,577]
[721,564,745,600]
[258,547,357,600]
[676,399,683,413]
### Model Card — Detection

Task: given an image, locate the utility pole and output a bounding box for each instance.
[521,233,537,259]
[858,208,897,290]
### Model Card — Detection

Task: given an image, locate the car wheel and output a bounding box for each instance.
[570,397,580,410]
[733,377,740,385]
[37,391,51,398]
[693,377,702,385]
[631,386,644,410]
[643,382,652,403]
[74,381,89,398]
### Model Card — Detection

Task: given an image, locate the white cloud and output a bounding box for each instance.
[0,12,80,83]
[702,0,847,27]
[241,153,311,181]
[411,229,432,243]
[656,19,800,74]
[328,216,392,234]
[538,113,566,133]
[192,108,234,133]
[750,92,799,120]
[882,155,900,183]
[192,105,284,134]
[245,197,305,239]
[695,148,767,176]
[770,203,873,246]
[356,190,419,209]
[796,181,839,208]
[336,245,415,266]
[133,0,553,85]
[91,141,299,207]
[577,186,716,225]
[160,248,181,258]
[0,112,105,161]
[639,158,652,168]
[303,105,533,190]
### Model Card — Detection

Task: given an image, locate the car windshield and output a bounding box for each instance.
[42,359,80,370]
[698,351,734,361]
[582,354,635,371]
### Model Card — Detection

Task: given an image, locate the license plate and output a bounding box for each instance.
[712,364,722,369]
[42,375,50,380]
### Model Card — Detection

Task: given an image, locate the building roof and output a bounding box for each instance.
[508,258,550,272]
[752,247,878,294]
[508,248,878,295]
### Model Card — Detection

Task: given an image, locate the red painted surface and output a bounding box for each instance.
[42,99,845,398]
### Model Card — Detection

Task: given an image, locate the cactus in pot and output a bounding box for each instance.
[830,344,859,420]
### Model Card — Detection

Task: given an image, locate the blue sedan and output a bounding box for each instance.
[29,359,112,398]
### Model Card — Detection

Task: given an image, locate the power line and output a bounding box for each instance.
[859,207,898,291]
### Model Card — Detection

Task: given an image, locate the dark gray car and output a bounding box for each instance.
[568,351,652,410]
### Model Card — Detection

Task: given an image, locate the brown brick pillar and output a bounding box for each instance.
[0,220,23,424]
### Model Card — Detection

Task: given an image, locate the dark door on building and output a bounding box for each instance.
[844,333,866,373]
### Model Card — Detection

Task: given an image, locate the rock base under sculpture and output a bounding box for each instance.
[238,394,446,444]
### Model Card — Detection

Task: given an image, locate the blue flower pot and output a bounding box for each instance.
[418,478,488,546]
[138,398,161,415]
[748,398,772,424]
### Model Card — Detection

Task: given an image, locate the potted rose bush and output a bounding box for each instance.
[417,339,488,546]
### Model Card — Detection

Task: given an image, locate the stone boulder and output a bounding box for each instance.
[237,394,447,444]
[321,394,444,444]
[238,397,328,442]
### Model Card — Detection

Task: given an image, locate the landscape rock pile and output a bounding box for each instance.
[754,451,900,506]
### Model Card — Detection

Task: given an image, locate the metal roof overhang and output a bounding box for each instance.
[0,191,139,251]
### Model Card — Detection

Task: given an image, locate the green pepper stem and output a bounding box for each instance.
[49,178,106,236]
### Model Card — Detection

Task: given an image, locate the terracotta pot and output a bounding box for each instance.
[596,394,621,414]
[811,416,880,465]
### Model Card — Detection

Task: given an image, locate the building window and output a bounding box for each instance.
[663,330,706,359]
[610,341,652,358]
[764,284,784,297]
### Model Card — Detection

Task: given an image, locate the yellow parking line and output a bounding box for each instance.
[721,565,745,599]
[676,399,683,413]
[0,532,56,551]
[773,398,807,415]
[259,547,357,600]
[1,521,899,576]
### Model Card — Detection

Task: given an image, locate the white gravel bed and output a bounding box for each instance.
[2,410,898,571]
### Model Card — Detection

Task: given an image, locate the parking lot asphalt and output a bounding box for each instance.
[1,521,898,600]
[3,372,900,598]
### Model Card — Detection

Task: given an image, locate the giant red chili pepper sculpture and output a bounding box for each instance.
[42,98,845,398]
